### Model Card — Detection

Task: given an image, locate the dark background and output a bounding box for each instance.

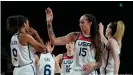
[1,1,133,75]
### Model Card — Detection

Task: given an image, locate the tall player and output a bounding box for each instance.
[99,21,125,75]
[55,42,74,75]
[45,7,103,75]
[8,15,46,75]
[37,41,60,75]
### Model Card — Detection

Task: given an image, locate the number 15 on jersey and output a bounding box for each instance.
[79,47,87,57]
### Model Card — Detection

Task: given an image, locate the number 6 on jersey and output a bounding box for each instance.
[44,64,51,75]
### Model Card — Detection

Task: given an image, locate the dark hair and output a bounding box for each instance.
[83,14,102,62]
[109,22,117,36]
[6,15,28,34]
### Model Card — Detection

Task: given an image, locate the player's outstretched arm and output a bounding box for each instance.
[45,7,79,45]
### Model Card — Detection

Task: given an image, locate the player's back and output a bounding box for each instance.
[61,53,73,75]
[100,39,120,74]
[37,53,55,75]
[10,33,34,67]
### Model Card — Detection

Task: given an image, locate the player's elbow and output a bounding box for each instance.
[51,40,56,45]
[98,61,102,67]
[50,39,60,45]
[49,38,56,45]
[100,62,102,67]
[115,59,120,64]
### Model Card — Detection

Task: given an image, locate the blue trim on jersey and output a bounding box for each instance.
[31,65,35,75]
[104,46,110,74]
[28,44,33,63]
[51,53,54,57]
[15,32,19,39]
[95,70,97,74]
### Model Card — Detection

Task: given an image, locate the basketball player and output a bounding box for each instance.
[37,41,60,75]
[55,42,74,75]
[99,21,125,75]
[7,15,46,75]
[45,7,103,75]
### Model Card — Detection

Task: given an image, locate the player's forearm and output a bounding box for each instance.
[87,62,102,72]
[92,62,102,70]
[96,62,102,69]
[47,22,56,44]
[36,63,40,72]
[34,33,45,46]
[100,34,108,45]
[54,55,61,73]
[54,59,61,73]
[114,60,120,74]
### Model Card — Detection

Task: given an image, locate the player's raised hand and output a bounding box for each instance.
[46,41,54,53]
[26,27,38,36]
[99,22,104,36]
[45,7,53,24]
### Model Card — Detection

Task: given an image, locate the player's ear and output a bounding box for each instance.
[23,22,27,27]
[90,22,92,25]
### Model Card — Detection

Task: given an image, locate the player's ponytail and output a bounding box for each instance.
[83,14,102,62]
[110,21,125,48]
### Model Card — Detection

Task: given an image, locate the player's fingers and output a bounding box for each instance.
[46,42,48,46]
[82,65,86,71]
[45,10,48,14]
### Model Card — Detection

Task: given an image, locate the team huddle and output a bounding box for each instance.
[8,7,125,75]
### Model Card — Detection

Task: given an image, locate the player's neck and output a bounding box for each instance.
[67,51,73,56]
[82,31,90,37]
[18,28,26,33]
[107,35,112,40]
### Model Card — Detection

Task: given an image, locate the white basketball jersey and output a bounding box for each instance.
[61,53,73,75]
[10,33,34,67]
[71,32,96,71]
[37,53,55,75]
[100,39,120,74]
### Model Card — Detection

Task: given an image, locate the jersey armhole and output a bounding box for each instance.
[74,32,80,43]
[61,53,65,64]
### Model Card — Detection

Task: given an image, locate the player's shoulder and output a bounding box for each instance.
[35,54,39,58]
[20,33,34,41]
[108,38,118,45]
[69,31,80,36]
[107,38,118,50]
[55,54,63,59]
[21,33,32,38]
[68,31,80,41]
[11,33,19,38]
[57,54,63,57]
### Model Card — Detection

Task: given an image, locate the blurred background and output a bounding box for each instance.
[1,1,133,75]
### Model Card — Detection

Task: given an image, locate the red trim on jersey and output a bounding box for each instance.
[78,33,91,42]
[63,53,73,59]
